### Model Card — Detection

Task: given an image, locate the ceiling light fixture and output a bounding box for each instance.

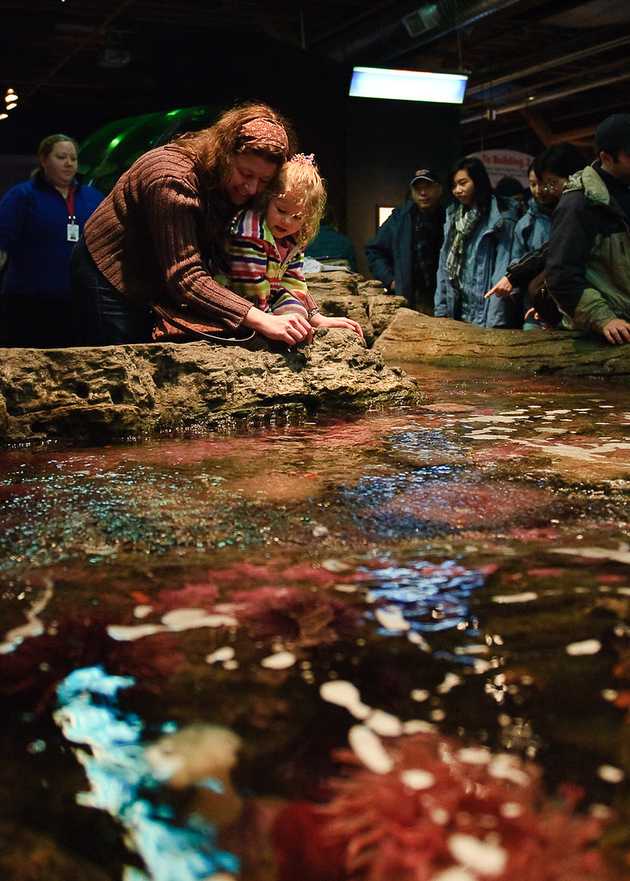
[349,66,468,104]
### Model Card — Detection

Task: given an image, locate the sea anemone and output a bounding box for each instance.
[314,731,617,881]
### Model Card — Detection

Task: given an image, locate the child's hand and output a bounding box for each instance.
[310,313,364,339]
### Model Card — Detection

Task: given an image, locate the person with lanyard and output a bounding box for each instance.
[0,134,103,347]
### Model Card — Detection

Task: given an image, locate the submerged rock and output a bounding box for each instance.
[375,308,630,377]
[0,327,419,443]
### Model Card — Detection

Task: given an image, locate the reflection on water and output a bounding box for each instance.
[0,366,629,879]
[54,666,239,881]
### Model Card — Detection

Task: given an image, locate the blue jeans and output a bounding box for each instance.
[71,238,153,345]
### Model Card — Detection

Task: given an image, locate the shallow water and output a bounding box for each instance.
[1,366,629,880]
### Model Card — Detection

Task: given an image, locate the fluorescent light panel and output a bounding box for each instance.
[350,66,468,104]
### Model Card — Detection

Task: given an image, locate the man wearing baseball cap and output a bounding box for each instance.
[545,113,630,344]
[365,168,444,314]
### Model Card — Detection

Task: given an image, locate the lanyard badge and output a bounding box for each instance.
[65,187,79,242]
[67,216,80,242]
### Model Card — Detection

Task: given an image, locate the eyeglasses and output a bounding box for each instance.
[539,181,563,193]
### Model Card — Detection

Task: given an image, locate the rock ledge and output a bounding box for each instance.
[0,328,419,443]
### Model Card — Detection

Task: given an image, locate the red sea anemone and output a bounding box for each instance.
[308,731,617,881]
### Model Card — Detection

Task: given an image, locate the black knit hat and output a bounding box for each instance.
[595,113,630,154]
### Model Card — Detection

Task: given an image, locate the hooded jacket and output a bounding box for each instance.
[511,199,551,264]
[545,163,630,331]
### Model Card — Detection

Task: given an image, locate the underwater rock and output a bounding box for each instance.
[0,823,113,881]
[0,328,419,443]
[375,308,630,377]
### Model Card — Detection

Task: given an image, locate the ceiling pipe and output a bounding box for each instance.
[26,0,134,100]
[311,1,430,61]
[467,34,630,97]
[462,69,630,124]
[382,0,524,62]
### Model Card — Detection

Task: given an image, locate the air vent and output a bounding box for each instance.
[402,3,442,37]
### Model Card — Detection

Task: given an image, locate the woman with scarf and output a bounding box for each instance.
[434,156,517,328]
[71,102,313,347]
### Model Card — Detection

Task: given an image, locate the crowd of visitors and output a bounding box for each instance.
[0,106,629,348]
[368,118,630,345]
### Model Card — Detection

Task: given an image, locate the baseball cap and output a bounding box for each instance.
[595,114,630,154]
[410,168,440,186]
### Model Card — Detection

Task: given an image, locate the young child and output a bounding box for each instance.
[220,153,364,339]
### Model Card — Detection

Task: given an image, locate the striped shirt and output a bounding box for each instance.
[221,209,317,314]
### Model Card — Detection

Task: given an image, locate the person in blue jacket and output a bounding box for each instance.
[486,143,586,328]
[0,133,103,347]
[513,144,586,264]
[365,168,444,315]
[435,156,517,328]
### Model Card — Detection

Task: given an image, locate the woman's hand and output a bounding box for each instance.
[243,306,313,345]
[484,276,513,299]
[310,313,364,340]
[601,317,630,345]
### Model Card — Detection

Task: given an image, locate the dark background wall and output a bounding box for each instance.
[346,98,461,275]
[0,32,351,220]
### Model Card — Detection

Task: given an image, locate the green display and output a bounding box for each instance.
[79,105,219,193]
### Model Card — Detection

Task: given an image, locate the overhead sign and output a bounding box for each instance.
[469,149,534,187]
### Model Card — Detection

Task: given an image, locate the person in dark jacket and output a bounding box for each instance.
[0,134,103,347]
[545,114,630,345]
[365,168,444,314]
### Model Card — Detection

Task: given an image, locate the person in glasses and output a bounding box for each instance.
[485,144,585,326]
[504,145,586,327]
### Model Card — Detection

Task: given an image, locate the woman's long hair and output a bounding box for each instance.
[176,102,297,191]
[175,102,297,269]
[449,156,493,214]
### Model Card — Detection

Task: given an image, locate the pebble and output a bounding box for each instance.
[260,651,296,670]
[448,834,507,876]
[597,764,625,784]
[565,639,601,656]
[348,724,393,774]
[400,769,435,790]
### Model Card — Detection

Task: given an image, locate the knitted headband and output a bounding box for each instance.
[237,118,289,158]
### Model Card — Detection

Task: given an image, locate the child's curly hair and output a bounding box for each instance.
[266,153,327,249]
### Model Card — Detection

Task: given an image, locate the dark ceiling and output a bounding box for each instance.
[1,0,629,155]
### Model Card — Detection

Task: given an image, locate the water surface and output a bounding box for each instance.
[1,366,629,880]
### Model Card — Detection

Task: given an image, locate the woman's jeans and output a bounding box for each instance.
[71,238,153,345]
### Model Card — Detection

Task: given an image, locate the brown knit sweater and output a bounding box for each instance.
[83,143,253,330]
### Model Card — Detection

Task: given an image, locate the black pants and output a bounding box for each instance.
[70,238,153,345]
